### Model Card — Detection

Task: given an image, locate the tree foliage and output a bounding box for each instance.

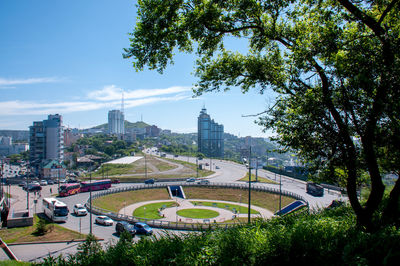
[125,0,400,231]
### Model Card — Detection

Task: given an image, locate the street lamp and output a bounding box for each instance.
[247,146,252,224]
[89,161,93,235]
[144,153,147,179]
[196,157,199,179]
[279,166,282,212]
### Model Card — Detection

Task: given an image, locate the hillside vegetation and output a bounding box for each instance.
[39,204,400,265]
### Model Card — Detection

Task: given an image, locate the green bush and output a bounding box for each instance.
[37,204,400,265]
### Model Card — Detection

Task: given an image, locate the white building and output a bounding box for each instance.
[108,110,124,135]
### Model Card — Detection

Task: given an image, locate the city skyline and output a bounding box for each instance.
[0,0,276,138]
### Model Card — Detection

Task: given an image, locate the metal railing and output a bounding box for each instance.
[86,182,308,231]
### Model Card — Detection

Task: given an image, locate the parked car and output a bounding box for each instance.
[40,180,48,186]
[112,179,120,184]
[73,204,88,216]
[215,166,220,169]
[115,221,137,236]
[144,179,155,184]
[47,180,55,185]
[95,215,113,226]
[197,179,210,185]
[18,181,26,187]
[186,178,196,182]
[67,179,77,183]
[134,222,153,235]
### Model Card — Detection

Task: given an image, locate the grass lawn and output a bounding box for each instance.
[177,208,220,219]
[184,187,295,213]
[0,261,31,266]
[90,156,178,178]
[165,158,214,177]
[0,215,85,244]
[92,162,149,176]
[191,201,260,215]
[133,201,178,219]
[92,188,171,212]
[239,172,278,184]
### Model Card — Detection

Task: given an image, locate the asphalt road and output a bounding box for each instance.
[3,153,343,262]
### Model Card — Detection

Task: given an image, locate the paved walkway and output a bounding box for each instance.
[119,197,274,224]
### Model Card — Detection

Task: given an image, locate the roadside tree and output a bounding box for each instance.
[124,0,400,231]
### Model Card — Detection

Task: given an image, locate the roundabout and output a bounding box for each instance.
[90,182,306,229]
[118,197,273,224]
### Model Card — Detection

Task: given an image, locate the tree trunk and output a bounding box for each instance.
[382,176,400,225]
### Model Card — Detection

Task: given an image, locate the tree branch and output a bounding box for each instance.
[378,0,400,24]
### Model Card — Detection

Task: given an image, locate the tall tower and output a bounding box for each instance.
[29,114,64,168]
[197,107,224,158]
[108,110,124,135]
[107,89,125,136]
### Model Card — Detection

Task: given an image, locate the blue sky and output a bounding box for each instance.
[0,0,276,137]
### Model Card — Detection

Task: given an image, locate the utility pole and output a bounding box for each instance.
[248,146,252,224]
[144,153,147,179]
[196,157,199,179]
[279,167,282,212]
[255,158,258,182]
[89,161,93,235]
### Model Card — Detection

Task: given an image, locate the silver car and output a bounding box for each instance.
[73,204,88,216]
[95,215,113,226]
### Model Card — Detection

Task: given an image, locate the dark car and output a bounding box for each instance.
[112,179,120,184]
[134,222,153,235]
[144,179,155,184]
[115,221,136,236]
[27,184,42,192]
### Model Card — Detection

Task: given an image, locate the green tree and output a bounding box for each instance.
[125,0,400,231]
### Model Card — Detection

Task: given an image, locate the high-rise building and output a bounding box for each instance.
[108,110,124,135]
[198,107,224,158]
[29,114,64,168]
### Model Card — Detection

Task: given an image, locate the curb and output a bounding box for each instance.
[0,237,19,261]
[7,238,104,246]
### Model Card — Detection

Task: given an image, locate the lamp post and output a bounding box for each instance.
[247,146,252,224]
[279,166,282,212]
[196,157,199,179]
[27,162,30,210]
[89,161,93,235]
[144,153,147,179]
[255,157,258,182]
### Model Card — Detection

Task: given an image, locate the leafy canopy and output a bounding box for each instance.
[125,0,400,230]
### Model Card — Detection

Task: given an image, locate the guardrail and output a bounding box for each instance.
[86,182,308,231]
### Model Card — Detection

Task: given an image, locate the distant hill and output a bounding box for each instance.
[91,121,150,130]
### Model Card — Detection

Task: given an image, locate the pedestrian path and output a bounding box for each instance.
[119,197,274,224]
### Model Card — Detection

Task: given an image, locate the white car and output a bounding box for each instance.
[95,215,113,226]
[73,204,88,216]
[40,180,48,186]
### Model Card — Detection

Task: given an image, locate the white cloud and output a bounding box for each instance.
[0,77,62,87]
[0,94,192,116]
[88,85,191,101]
[0,81,193,116]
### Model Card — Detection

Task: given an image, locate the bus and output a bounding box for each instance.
[42,198,69,222]
[80,179,112,193]
[306,182,324,197]
[58,183,81,197]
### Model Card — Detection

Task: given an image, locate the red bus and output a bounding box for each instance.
[80,179,112,193]
[58,183,81,197]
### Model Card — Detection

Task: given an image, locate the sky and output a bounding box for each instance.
[0,0,276,138]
